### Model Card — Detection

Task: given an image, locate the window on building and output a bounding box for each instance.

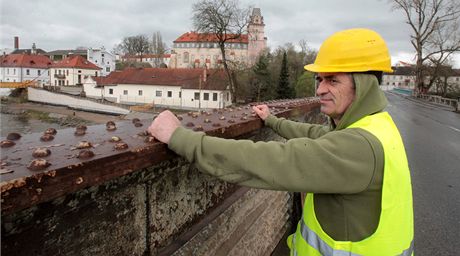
[58,70,61,75]
[102,53,105,57]
[6,68,9,74]
[167,91,172,97]
[67,70,69,76]
[55,80,57,86]
[78,70,82,73]
[179,91,181,98]
[66,80,69,85]
[156,90,162,97]
[106,67,110,72]
[203,93,209,101]
[38,70,41,76]
[109,88,113,95]
[48,70,50,75]
[137,90,142,96]
[124,90,128,95]
[226,92,229,101]
[26,69,30,75]
[213,93,218,101]
[184,52,189,63]
[194,92,200,100]
[95,71,98,77]
[13,69,15,75]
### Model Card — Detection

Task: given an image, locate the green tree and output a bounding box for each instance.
[295,71,316,97]
[277,52,294,99]
[250,54,274,101]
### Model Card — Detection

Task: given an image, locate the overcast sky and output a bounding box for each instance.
[1,0,459,67]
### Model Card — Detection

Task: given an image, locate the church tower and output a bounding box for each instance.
[247,8,267,65]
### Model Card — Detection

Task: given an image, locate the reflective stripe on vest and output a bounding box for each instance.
[292,217,414,256]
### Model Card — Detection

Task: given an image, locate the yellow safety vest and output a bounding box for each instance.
[288,112,414,256]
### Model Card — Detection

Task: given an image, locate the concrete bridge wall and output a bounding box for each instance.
[1,99,323,255]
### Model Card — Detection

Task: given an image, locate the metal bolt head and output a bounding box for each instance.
[27,159,51,171]
[32,148,51,158]
[6,133,21,141]
[0,140,15,148]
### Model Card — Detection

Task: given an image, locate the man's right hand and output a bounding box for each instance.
[252,104,270,121]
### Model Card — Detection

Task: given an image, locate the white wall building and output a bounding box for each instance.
[83,68,232,109]
[87,47,116,76]
[47,47,115,76]
[0,54,52,87]
[50,55,101,87]
[382,66,416,89]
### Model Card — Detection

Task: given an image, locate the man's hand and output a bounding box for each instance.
[148,110,181,144]
[252,104,270,121]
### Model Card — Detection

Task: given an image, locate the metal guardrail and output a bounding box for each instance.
[418,94,459,110]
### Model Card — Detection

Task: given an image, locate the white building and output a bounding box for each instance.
[83,68,232,109]
[50,55,101,87]
[0,54,52,87]
[47,47,115,76]
[87,47,116,76]
[382,64,416,89]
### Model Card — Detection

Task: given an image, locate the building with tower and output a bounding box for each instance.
[169,8,267,69]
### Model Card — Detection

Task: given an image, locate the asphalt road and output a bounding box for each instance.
[385,92,460,256]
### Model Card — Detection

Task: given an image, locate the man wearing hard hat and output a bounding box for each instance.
[149,28,414,256]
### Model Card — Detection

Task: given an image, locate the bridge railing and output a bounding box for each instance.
[418,94,459,111]
[1,97,323,255]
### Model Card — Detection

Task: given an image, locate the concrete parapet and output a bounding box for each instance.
[1,98,323,255]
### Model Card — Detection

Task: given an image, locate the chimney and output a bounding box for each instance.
[14,36,19,50]
[31,43,37,55]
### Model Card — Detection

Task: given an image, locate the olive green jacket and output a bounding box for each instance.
[169,74,388,241]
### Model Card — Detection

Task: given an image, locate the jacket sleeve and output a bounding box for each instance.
[265,115,329,139]
[168,126,384,193]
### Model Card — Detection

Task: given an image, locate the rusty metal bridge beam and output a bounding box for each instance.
[1,98,319,215]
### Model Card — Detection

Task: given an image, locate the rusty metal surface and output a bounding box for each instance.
[1,99,319,214]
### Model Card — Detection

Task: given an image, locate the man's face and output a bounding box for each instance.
[316,73,355,120]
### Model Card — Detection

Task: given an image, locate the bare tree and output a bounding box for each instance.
[391,0,460,94]
[150,31,168,67]
[192,0,251,103]
[117,35,150,62]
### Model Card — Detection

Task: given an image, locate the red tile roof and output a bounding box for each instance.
[174,32,248,44]
[0,54,52,68]
[93,68,229,90]
[52,55,101,70]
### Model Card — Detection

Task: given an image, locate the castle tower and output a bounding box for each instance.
[247,8,267,65]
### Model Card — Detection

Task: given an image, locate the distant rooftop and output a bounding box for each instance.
[174,32,248,44]
[46,49,87,56]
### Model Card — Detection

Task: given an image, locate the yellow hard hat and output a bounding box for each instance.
[304,28,393,73]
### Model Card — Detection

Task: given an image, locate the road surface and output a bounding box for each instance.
[385,92,460,256]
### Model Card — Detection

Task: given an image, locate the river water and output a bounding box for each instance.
[1,111,63,137]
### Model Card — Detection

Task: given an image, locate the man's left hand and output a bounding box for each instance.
[148,110,181,144]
